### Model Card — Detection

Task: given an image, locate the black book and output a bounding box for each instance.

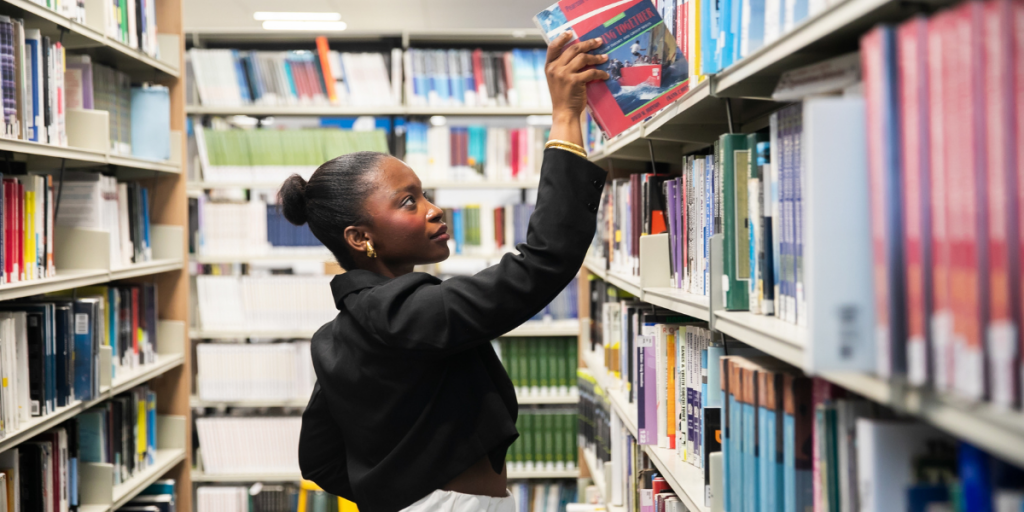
[19,442,44,512]
[481,52,496,105]
[118,288,132,367]
[126,183,137,263]
[491,52,507,105]
[53,304,72,407]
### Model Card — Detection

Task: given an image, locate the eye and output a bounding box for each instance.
[401,196,416,208]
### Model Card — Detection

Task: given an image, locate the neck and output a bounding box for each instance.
[355,258,414,278]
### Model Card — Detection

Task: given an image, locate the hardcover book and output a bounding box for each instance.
[534,0,692,138]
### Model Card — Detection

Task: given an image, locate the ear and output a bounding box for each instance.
[343,225,373,255]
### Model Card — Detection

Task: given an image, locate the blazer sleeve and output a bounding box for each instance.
[345,148,607,355]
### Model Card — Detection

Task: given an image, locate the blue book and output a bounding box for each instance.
[958,443,993,512]
[453,208,464,254]
[760,397,771,512]
[792,105,805,327]
[241,53,262,102]
[107,288,119,380]
[130,86,171,160]
[700,0,720,73]
[447,50,464,105]
[782,374,812,512]
[729,374,743,512]
[25,33,40,142]
[147,390,157,463]
[282,60,298,99]
[230,50,251,103]
[140,479,176,496]
[728,0,742,67]
[412,50,430,104]
[433,50,451,104]
[460,50,476,104]
[78,410,106,462]
[72,300,95,401]
[742,369,759,512]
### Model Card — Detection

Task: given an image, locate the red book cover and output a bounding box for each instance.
[947,2,986,400]
[677,0,688,63]
[534,0,691,138]
[518,127,530,176]
[982,0,1017,406]
[897,16,931,387]
[1015,0,1024,406]
[132,287,140,358]
[472,49,487,100]
[502,52,516,106]
[510,129,520,177]
[3,180,10,283]
[927,10,954,392]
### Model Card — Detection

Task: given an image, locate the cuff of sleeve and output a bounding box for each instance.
[540,147,608,214]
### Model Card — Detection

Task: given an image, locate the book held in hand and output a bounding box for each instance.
[534,0,692,138]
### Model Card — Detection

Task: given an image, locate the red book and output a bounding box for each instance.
[678,0,688,64]
[510,129,520,178]
[1015,0,1024,407]
[927,10,954,392]
[493,207,504,248]
[946,2,986,400]
[3,180,10,283]
[897,16,931,387]
[16,182,23,282]
[472,49,487,101]
[982,0,1018,406]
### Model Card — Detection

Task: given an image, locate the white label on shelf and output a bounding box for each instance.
[721,275,729,308]
[636,335,654,348]
[75,314,89,335]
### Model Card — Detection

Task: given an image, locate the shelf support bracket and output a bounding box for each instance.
[725,98,735,134]
[647,139,657,171]
[58,26,69,45]
[54,158,67,223]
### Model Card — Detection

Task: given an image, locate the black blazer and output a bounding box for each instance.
[298,148,607,512]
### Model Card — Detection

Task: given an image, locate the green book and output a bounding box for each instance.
[567,413,578,467]
[553,338,565,393]
[512,414,523,466]
[506,339,518,391]
[529,339,541,393]
[746,131,770,313]
[543,413,555,467]
[567,339,578,394]
[719,133,752,310]
[553,413,565,467]
[522,413,534,467]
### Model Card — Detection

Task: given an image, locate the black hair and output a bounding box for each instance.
[279,151,389,270]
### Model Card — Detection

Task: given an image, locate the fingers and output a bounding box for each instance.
[545,31,574,64]
[567,52,608,73]
[573,68,611,84]
[557,37,604,65]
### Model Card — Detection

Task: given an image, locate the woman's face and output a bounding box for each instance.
[360,157,450,268]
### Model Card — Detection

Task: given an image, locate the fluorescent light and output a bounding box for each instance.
[253,11,341,21]
[261,20,348,31]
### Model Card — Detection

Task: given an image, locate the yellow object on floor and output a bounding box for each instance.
[298,480,359,512]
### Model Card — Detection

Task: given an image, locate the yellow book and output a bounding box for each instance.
[667,326,677,449]
[137,393,147,458]
[24,190,34,281]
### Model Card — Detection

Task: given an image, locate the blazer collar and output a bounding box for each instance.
[330,270,390,309]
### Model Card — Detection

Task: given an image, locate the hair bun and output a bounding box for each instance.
[279,174,309,225]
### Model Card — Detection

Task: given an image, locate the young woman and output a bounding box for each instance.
[292,32,610,512]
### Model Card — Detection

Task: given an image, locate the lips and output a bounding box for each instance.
[430,224,449,241]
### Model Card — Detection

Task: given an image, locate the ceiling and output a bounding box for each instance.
[183,0,556,33]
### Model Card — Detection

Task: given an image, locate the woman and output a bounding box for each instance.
[291,32,609,512]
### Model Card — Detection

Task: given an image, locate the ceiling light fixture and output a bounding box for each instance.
[261,20,348,31]
[253,11,342,21]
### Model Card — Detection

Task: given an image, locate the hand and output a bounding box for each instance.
[545,32,610,123]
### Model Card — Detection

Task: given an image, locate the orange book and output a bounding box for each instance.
[315,36,338,104]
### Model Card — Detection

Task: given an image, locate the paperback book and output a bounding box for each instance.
[534,0,692,138]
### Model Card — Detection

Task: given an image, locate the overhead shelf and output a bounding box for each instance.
[0,137,180,174]
[187,179,540,192]
[507,468,580,479]
[0,259,183,303]
[2,0,179,79]
[185,105,552,117]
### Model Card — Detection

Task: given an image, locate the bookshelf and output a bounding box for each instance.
[186,106,552,117]
[0,0,191,508]
[190,319,580,340]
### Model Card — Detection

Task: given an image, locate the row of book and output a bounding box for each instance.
[0,383,160,511]
[509,409,578,473]
[577,373,688,512]
[495,337,579,398]
[440,203,533,256]
[0,285,158,433]
[197,484,310,512]
[117,480,177,512]
[404,123,546,183]
[193,124,390,184]
[508,482,578,512]
[66,55,171,159]
[860,0,1024,404]
[188,41,402,108]
[195,342,315,404]
[0,19,67,146]
[58,173,154,270]
[26,0,85,23]
[99,0,161,58]
[0,172,55,283]
[194,275,336,334]
[191,199,325,258]
[405,48,552,109]
[195,415,301,475]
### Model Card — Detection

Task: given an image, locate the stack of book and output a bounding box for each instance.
[404,48,551,109]
[194,275,336,334]
[0,383,159,512]
[508,482,577,512]
[196,484,301,512]
[195,342,315,403]
[439,203,533,256]
[195,415,301,475]
[194,125,390,184]
[508,408,578,473]
[0,286,157,426]
[0,19,66,146]
[496,337,578,398]
[404,122,547,183]
[57,172,154,270]
[190,198,327,258]
[188,41,402,108]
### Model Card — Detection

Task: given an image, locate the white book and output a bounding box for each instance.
[803,97,875,373]
[609,408,624,506]
[855,420,948,512]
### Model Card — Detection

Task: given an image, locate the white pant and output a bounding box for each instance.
[400,490,516,512]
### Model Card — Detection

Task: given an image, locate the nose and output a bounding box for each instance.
[427,203,444,223]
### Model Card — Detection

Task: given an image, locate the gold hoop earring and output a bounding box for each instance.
[366,241,377,259]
